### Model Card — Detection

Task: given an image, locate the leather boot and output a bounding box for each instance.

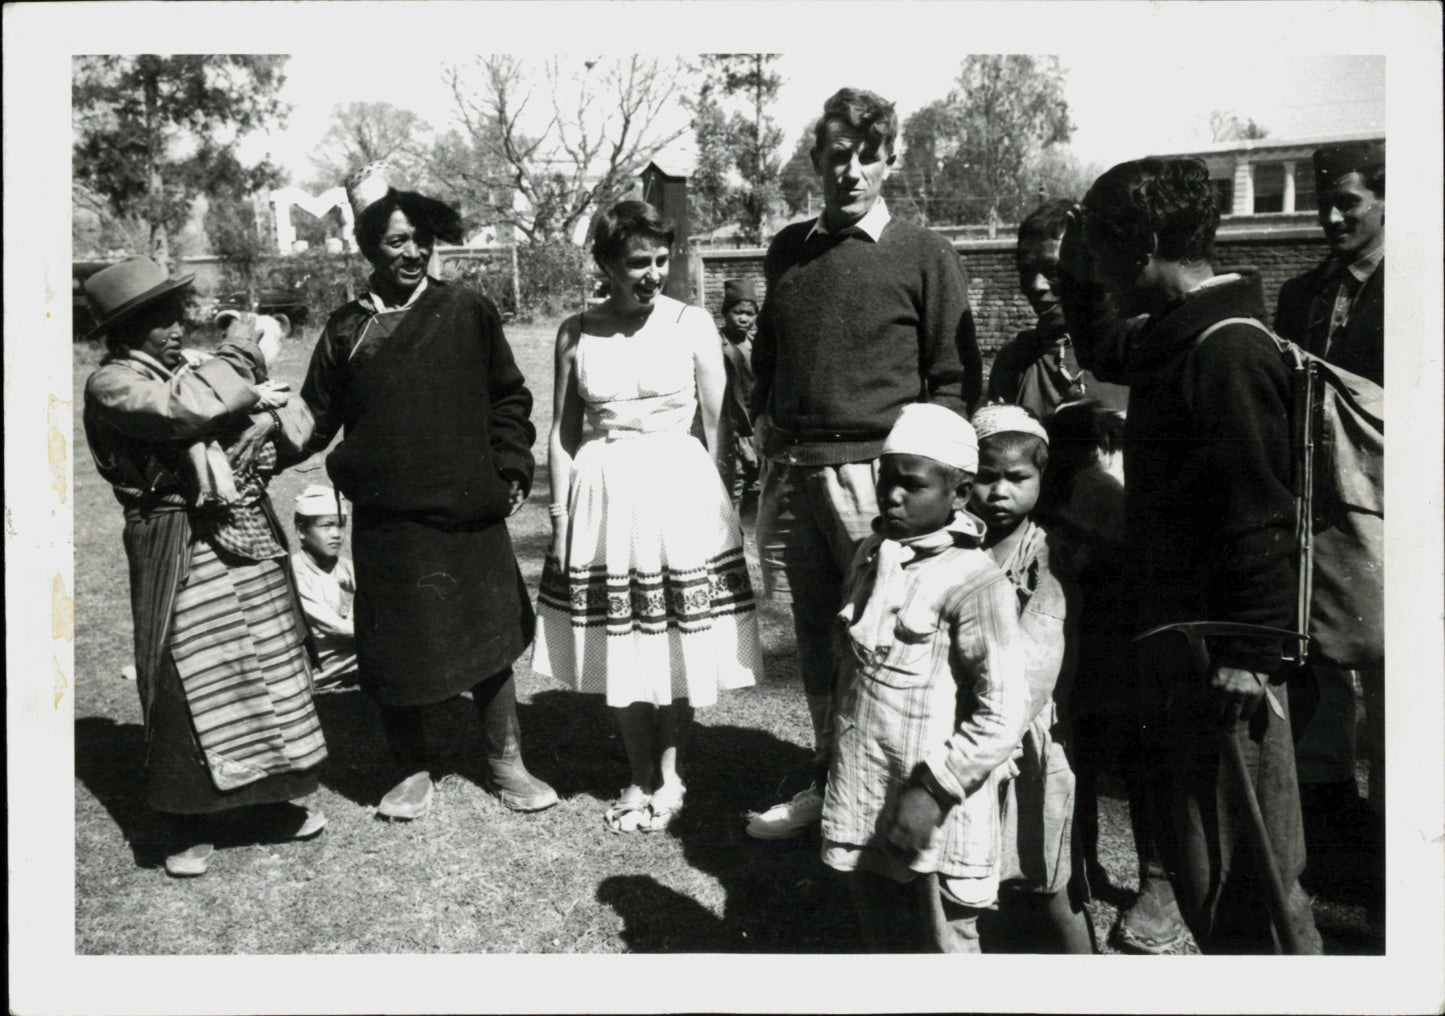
[475,671,558,812]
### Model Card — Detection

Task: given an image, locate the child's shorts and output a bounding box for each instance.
[998,758,1075,895]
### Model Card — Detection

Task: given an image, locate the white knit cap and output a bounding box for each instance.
[881,404,979,473]
[294,485,347,518]
[972,403,1050,446]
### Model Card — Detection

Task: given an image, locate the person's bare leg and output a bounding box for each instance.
[656,701,694,790]
[613,703,660,794]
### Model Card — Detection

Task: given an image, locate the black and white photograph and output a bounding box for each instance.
[6,2,1443,1013]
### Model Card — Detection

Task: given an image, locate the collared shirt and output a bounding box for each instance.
[1326,242,1384,350]
[805,198,891,243]
[363,276,430,314]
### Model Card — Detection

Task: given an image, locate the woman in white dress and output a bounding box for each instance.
[535,200,762,832]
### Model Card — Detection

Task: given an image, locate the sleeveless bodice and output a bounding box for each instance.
[574,301,698,438]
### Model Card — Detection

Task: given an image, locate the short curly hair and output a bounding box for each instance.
[812,87,898,160]
[590,199,674,266]
[1083,158,1219,263]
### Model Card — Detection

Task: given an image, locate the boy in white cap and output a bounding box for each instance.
[821,403,1028,951]
[291,485,358,691]
[970,403,1094,952]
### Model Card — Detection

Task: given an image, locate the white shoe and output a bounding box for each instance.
[745,783,823,840]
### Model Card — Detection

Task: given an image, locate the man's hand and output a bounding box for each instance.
[1057,202,1092,286]
[227,412,276,472]
[1211,665,1268,727]
[884,786,945,852]
[506,478,526,516]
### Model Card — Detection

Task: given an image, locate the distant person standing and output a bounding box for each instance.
[717,279,762,510]
[1274,139,1385,907]
[988,199,1128,419]
[746,86,979,839]
[1275,140,1384,386]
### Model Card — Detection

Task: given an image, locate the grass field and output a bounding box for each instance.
[72,320,1382,955]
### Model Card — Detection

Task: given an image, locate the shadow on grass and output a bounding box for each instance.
[73,716,155,865]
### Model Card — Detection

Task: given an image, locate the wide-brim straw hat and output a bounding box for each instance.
[83,257,195,341]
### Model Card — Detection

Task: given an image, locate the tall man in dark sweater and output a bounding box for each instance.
[1059,158,1320,953]
[744,87,979,839]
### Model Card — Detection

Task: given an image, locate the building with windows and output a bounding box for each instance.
[1156,130,1384,218]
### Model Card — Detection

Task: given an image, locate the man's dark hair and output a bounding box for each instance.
[590,199,675,266]
[354,189,463,263]
[1314,141,1385,198]
[1017,198,1076,246]
[1083,157,1219,263]
[811,88,898,160]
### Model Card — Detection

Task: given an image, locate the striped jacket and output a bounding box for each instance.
[822,514,1029,879]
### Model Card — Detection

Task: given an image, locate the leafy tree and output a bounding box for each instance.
[777,126,829,220]
[440,55,690,243]
[701,54,784,245]
[900,56,1074,226]
[309,100,433,190]
[688,88,738,232]
[72,55,291,264]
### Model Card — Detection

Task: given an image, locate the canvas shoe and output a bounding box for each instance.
[745,783,824,840]
[377,771,433,820]
[164,842,214,878]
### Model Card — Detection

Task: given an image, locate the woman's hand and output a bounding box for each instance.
[548,514,569,566]
[254,379,291,408]
[227,412,276,472]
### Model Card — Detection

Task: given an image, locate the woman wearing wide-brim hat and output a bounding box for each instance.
[286,163,556,820]
[82,258,329,877]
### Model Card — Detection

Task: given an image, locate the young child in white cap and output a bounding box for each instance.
[820,402,1028,952]
[291,485,358,691]
[969,402,1093,952]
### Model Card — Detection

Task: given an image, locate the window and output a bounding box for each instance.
[1253,162,1286,214]
[1292,163,1317,212]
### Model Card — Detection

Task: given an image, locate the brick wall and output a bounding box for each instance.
[698,221,1328,362]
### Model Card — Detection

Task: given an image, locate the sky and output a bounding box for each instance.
[254,50,1384,190]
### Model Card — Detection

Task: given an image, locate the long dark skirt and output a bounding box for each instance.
[146,654,320,815]
[350,510,534,707]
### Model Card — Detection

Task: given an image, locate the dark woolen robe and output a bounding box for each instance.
[301,280,536,707]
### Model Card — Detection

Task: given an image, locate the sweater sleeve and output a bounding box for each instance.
[1186,326,1297,670]
[923,572,1029,800]
[919,237,969,414]
[84,339,265,443]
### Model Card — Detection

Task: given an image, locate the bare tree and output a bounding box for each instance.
[1208,109,1270,142]
[309,101,433,190]
[439,55,691,243]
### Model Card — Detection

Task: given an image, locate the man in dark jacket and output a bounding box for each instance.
[1273,139,1386,909]
[1059,158,1321,953]
[1274,140,1384,386]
